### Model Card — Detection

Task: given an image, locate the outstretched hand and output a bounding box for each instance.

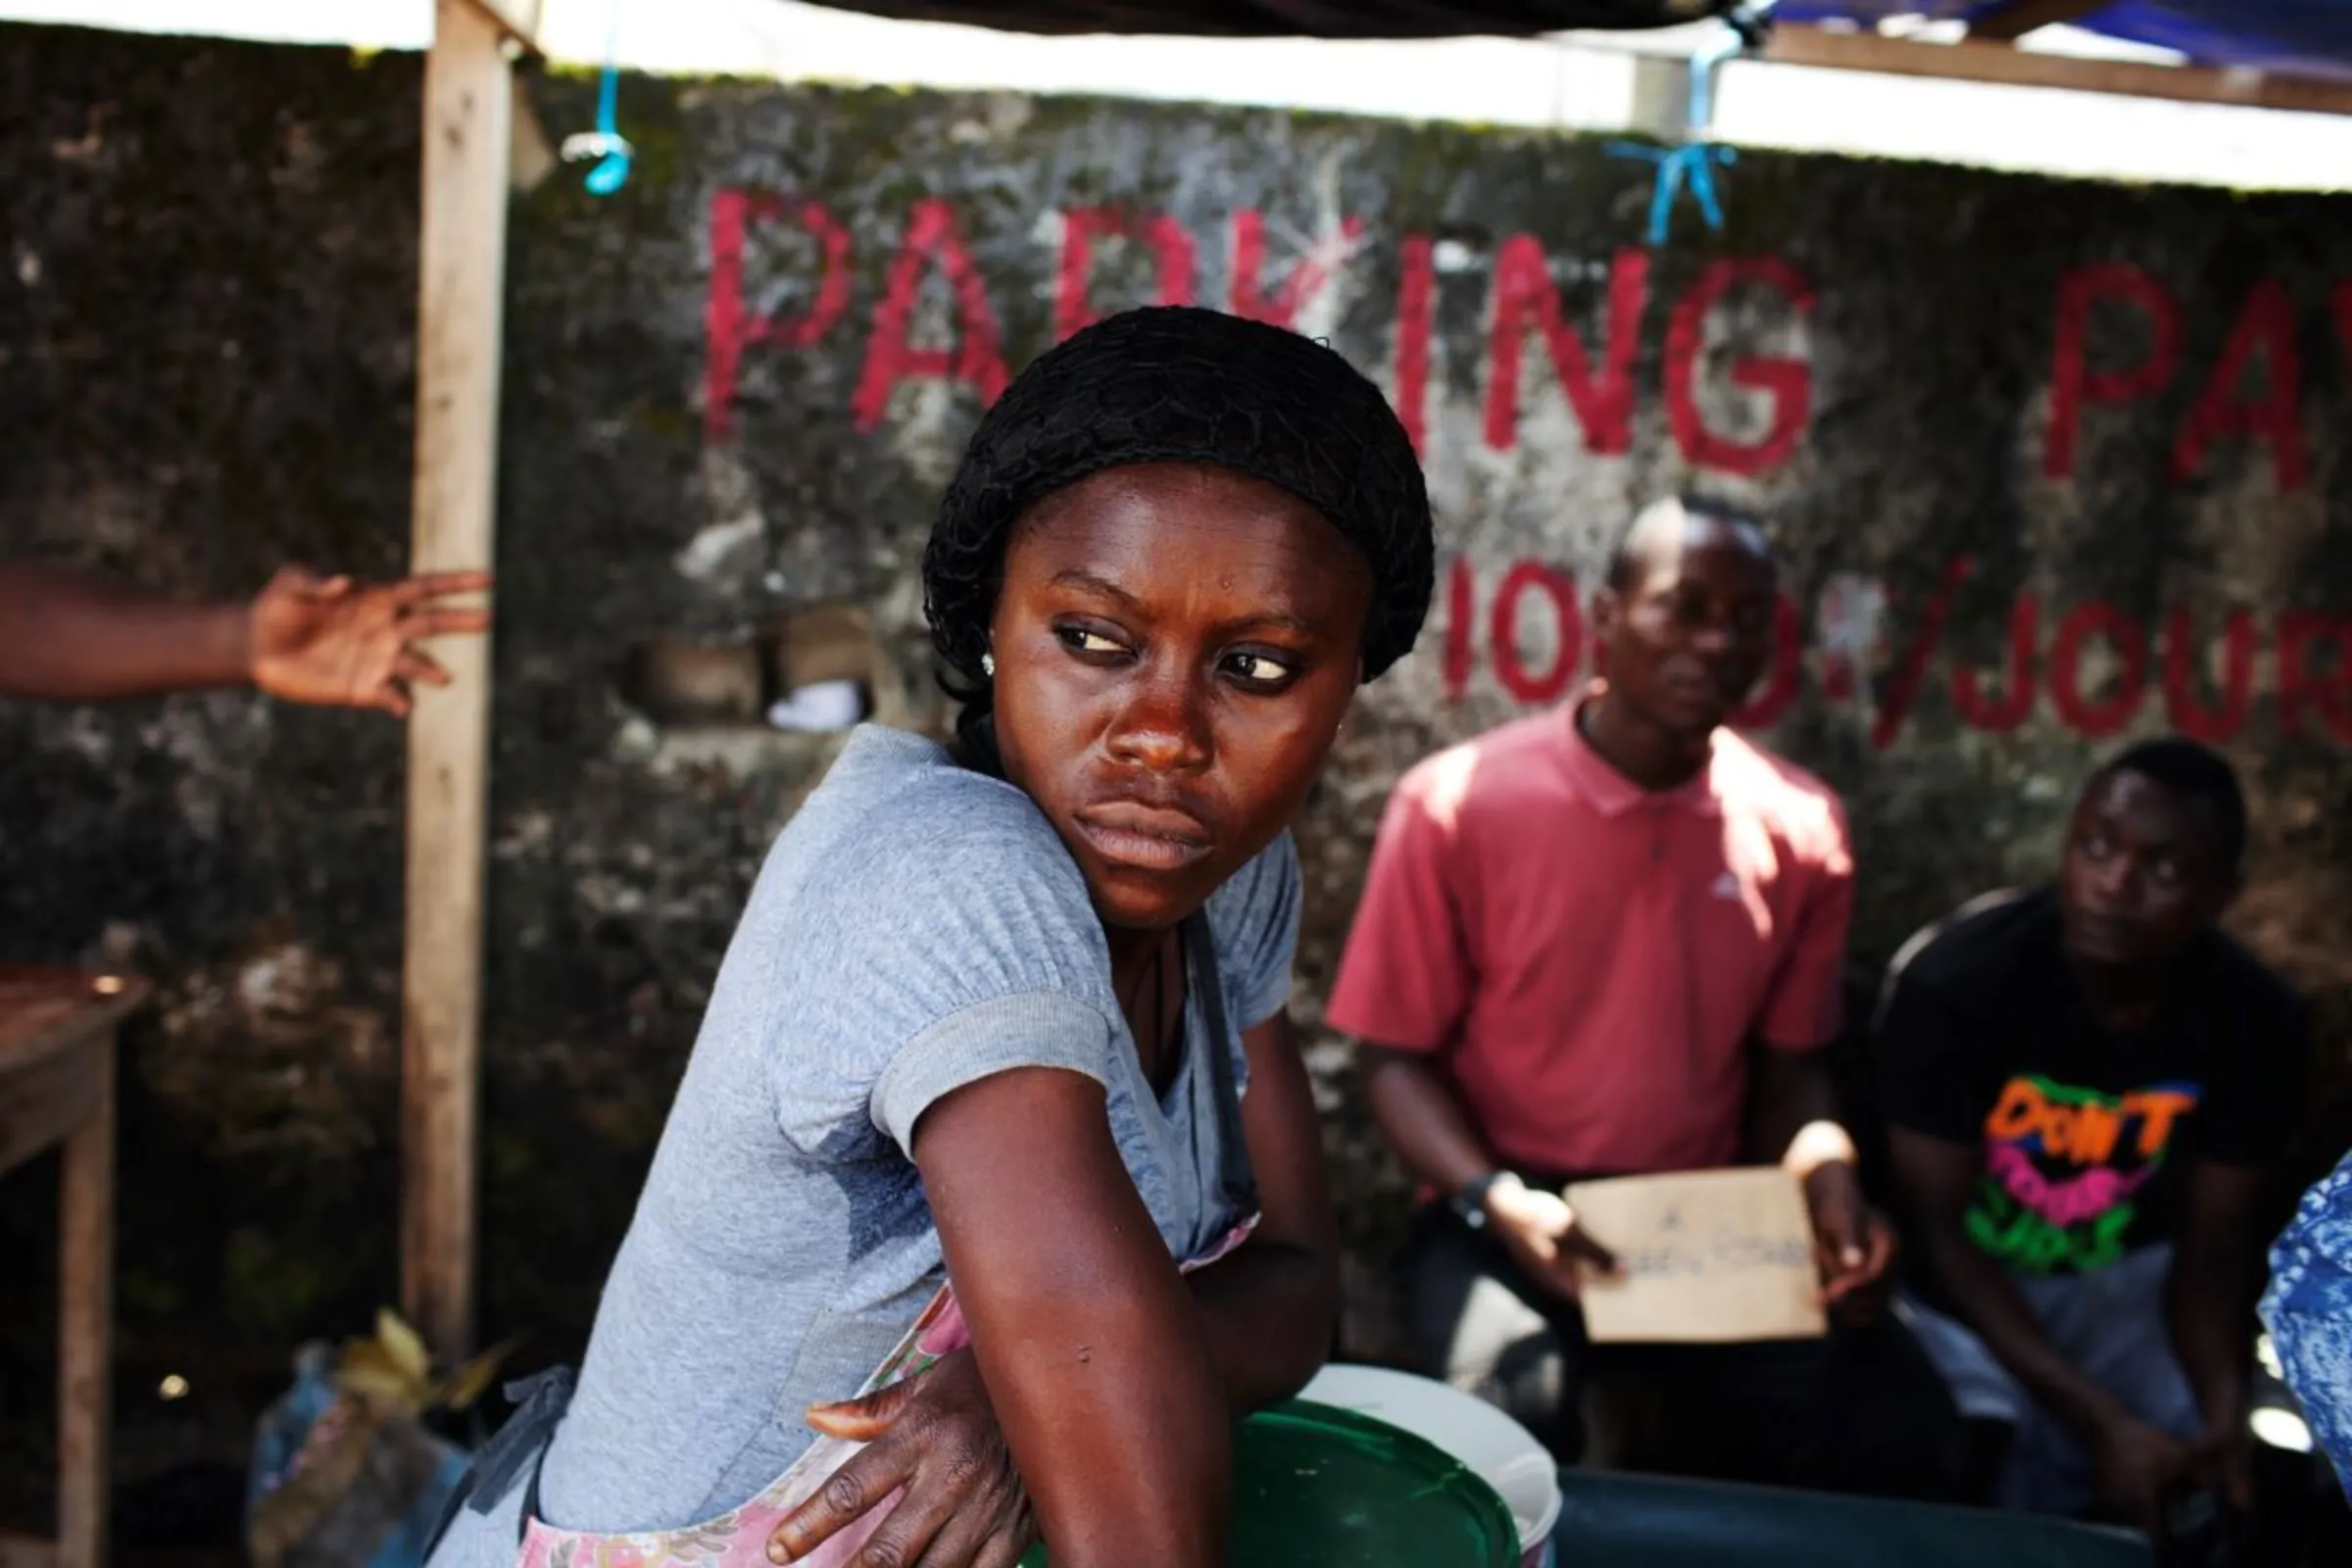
[770,1349,1036,1568]
[248,565,492,715]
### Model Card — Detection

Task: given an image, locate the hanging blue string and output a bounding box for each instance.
[585,55,631,196]
[1604,140,1740,247]
[1607,21,1748,246]
[561,0,634,197]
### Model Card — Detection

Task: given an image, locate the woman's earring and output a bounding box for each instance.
[980,653,996,679]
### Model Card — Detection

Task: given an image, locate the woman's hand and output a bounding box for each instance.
[768,1349,1036,1568]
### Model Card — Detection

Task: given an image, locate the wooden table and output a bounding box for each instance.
[0,967,150,1568]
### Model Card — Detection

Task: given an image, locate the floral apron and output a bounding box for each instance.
[429,914,1259,1568]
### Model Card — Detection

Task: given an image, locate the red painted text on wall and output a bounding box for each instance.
[704,191,1815,477]
[1447,555,2352,749]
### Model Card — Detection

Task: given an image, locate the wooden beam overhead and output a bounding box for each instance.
[1765,26,2352,120]
[1967,0,2113,44]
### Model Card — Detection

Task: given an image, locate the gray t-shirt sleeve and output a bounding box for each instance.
[870,990,1111,1157]
[764,770,1122,1162]
[1208,830,1303,1030]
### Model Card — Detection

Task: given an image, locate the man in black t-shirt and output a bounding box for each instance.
[1876,738,2310,1541]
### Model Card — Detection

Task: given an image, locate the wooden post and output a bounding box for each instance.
[402,0,514,1362]
[56,1039,113,1568]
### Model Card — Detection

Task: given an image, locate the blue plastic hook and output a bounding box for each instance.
[561,5,632,197]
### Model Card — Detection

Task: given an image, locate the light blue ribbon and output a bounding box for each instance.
[583,58,631,196]
[1607,20,1749,246]
[562,1,633,197]
[1605,140,1740,247]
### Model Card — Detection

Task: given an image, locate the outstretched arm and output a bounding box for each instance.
[0,562,490,712]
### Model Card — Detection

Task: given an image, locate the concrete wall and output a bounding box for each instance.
[2,24,2348,1479]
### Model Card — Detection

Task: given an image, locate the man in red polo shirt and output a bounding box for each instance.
[1330,495,1931,1488]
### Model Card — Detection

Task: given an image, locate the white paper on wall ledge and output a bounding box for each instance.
[766,678,866,733]
[1565,1167,1829,1346]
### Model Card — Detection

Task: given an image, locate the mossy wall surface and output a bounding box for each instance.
[2,22,2347,1496]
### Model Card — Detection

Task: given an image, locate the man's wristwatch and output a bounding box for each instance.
[1450,1171,1510,1230]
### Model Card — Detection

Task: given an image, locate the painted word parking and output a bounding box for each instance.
[704,193,2351,747]
[704,192,1815,464]
[708,193,2352,484]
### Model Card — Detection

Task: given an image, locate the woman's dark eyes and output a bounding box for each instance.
[1051,625,1298,689]
[1055,625,1125,657]
[1223,652,1298,688]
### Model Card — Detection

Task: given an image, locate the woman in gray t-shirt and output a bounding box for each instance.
[427,305,1434,1568]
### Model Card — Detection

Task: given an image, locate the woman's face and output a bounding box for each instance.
[990,463,1373,931]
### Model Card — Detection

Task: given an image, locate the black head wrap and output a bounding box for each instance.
[923,305,1436,765]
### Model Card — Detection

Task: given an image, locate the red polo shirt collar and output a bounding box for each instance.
[1558,683,1725,818]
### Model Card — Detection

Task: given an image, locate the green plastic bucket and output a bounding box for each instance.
[1020,1397,1521,1567]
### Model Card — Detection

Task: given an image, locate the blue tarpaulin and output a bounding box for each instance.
[1774,3,2352,85]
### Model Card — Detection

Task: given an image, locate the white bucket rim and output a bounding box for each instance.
[1298,1362,1563,1551]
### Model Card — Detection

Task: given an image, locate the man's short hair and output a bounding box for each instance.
[2091,736,2248,872]
[1604,494,1771,591]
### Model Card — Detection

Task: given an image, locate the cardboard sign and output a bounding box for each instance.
[1564,1168,1828,1345]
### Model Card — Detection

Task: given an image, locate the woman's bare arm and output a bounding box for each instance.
[1180,1010,1341,1410]
[915,1066,1230,1568]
